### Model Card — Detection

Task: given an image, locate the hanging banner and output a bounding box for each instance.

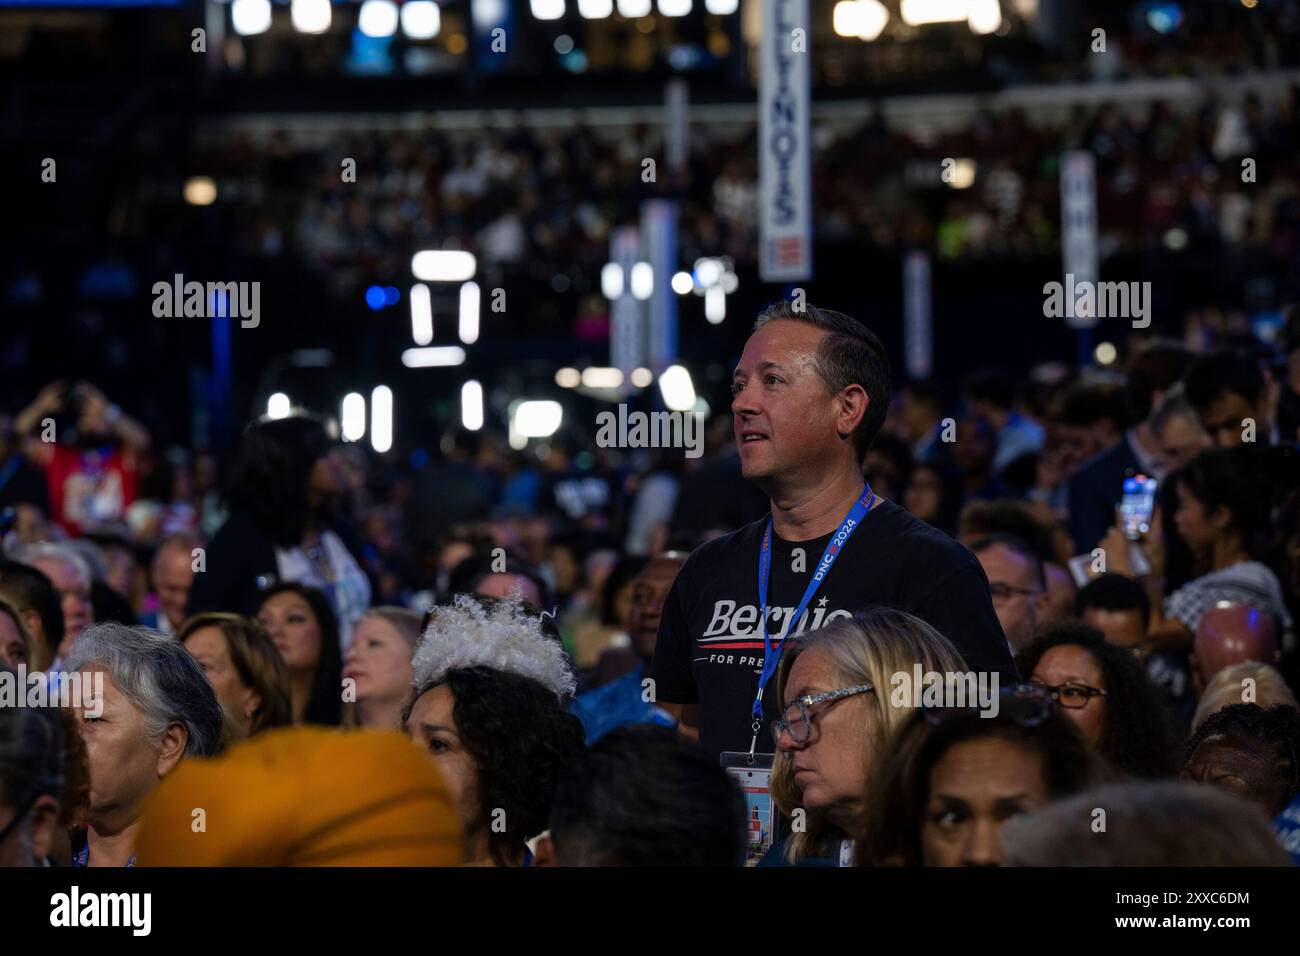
[1060,150,1099,330]
[758,0,812,283]
[903,251,933,380]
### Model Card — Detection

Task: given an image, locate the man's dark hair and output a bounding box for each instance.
[548,724,746,866]
[969,533,1046,592]
[1016,622,1178,779]
[1184,351,1266,415]
[752,300,892,456]
[0,560,63,661]
[444,548,554,612]
[957,499,1055,561]
[1126,343,1194,421]
[1185,704,1300,807]
[1056,382,1130,430]
[1076,572,1151,626]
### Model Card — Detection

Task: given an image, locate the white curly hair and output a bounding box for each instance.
[411,593,576,700]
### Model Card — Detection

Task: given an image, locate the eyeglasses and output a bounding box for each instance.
[921,682,1055,727]
[1030,680,1107,709]
[989,582,1042,601]
[771,684,874,745]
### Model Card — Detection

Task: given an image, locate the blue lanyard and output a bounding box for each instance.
[748,486,876,756]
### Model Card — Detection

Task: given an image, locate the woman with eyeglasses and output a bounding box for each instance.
[761,607,967,866]
[1016,621,1178,778]
[856,685,1100,866]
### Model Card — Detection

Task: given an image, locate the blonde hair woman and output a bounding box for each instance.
[762,607,967,866]
[343,607,423,731]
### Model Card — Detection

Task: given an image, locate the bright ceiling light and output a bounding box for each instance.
[358,0,399,37]
[401,0,441,38]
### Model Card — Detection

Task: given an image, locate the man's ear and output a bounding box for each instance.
[837,384,869,443]
[157,722,189,777]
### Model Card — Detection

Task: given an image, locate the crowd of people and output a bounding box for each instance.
[123,81,1299,312]
[2,296,1300,868]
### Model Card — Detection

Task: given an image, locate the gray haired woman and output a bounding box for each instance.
[64,623,223,867]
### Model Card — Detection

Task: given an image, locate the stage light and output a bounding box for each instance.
[461,380,484,431]
[694,257,722,287]
[410,283,433,345]
[900,0,965,26]
[601,263,624,300]
[658,365,696,412]
[370,386,393,453]
[267,393,291,420]
[630,367,654,388]
[401,0,441,38]
[359,0,399,36]
[555,368,581,388]
[365,286,387,310]
[578,0,612,16]
[671,271,694,294]
[291,0,332,34]
[459,281,480,344]
[617,0,651,17]
[968,0,1001,34]
[944,158,977,189]
[704,0,737,13]
[705,286,726,323]
[231,0,272,35]
[554,34,575,54]
[531,0,565,19]
[341,393,366,442]
[402,346,467,367]
[183,176,217,206]
[1094,342,1118,366]
[512,401,563,438]
[630,262,654,301]
[411,250,476,281]
[659,0,691,15]
[581,367,625,389]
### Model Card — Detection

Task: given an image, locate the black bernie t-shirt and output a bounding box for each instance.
[650,499,1018,759]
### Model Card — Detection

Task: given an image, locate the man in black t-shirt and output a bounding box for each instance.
[650,301,1016,759]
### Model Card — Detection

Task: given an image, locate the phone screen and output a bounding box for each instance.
[1120,474,1157,540]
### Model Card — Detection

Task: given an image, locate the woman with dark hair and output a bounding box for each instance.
[1102,447,1292,652]
[177,612,293,739]
[1017,622,1178,778]
[403,594,584,866]
[857,685,1100,866]
[187,416,373,648]
[903,461,965,536]
[255,583,343,727]
[0,669,90,866]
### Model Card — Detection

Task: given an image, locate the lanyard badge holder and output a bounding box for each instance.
[722,486,875,866]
